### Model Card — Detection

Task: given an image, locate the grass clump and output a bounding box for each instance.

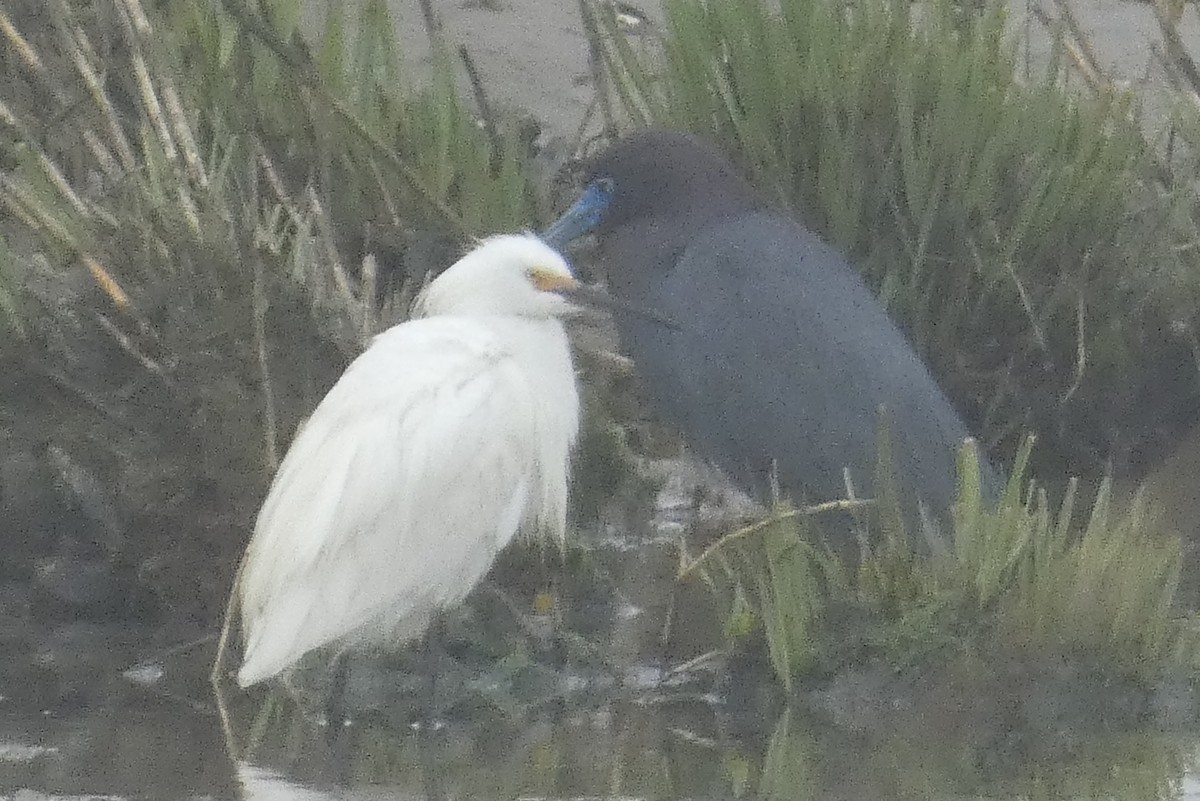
[680,436,1200,693]
[950,440,1195,684]
[678,504,848,692]
[1000,479,1188,676]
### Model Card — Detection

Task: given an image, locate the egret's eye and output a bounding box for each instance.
[527,267,577,293]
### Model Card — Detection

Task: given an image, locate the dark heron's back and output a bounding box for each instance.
[550,130,998,531]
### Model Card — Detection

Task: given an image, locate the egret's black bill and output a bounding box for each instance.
[541,180,613,249]
[561,281,680,331]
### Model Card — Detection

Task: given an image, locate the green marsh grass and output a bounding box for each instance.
[682,435,1200,689]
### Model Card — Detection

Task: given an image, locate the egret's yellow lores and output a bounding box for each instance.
[236,234,585,688]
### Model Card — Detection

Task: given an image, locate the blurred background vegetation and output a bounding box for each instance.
[4,0,1200,708]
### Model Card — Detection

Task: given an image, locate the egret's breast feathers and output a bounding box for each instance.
[238,315,578,684]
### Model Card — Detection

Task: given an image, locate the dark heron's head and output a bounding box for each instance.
[541,128,1002,536]
[542,129,764,254]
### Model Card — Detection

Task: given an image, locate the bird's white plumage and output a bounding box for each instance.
[237,234,580,687]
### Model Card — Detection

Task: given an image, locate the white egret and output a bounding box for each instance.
[236,234,585,688]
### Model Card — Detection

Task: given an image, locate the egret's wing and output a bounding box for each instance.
[237,318,552,686]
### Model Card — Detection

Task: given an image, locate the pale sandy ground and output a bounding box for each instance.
[300,0,1200,139]
[302,0,634,140]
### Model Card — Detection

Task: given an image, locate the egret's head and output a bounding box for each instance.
[415,234,580,320]
[542,129,761,249]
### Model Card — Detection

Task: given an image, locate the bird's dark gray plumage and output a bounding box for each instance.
[544,129,994,529]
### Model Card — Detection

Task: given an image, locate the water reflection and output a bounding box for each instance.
[4,625,1200,801]
[229,692,1200,801]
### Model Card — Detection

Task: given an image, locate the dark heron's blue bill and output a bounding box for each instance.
[541,180,613,249]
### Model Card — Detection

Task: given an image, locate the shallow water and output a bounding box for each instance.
[4,633,1200,801]
[4,485,1200,801]
[4,448,1200,801]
